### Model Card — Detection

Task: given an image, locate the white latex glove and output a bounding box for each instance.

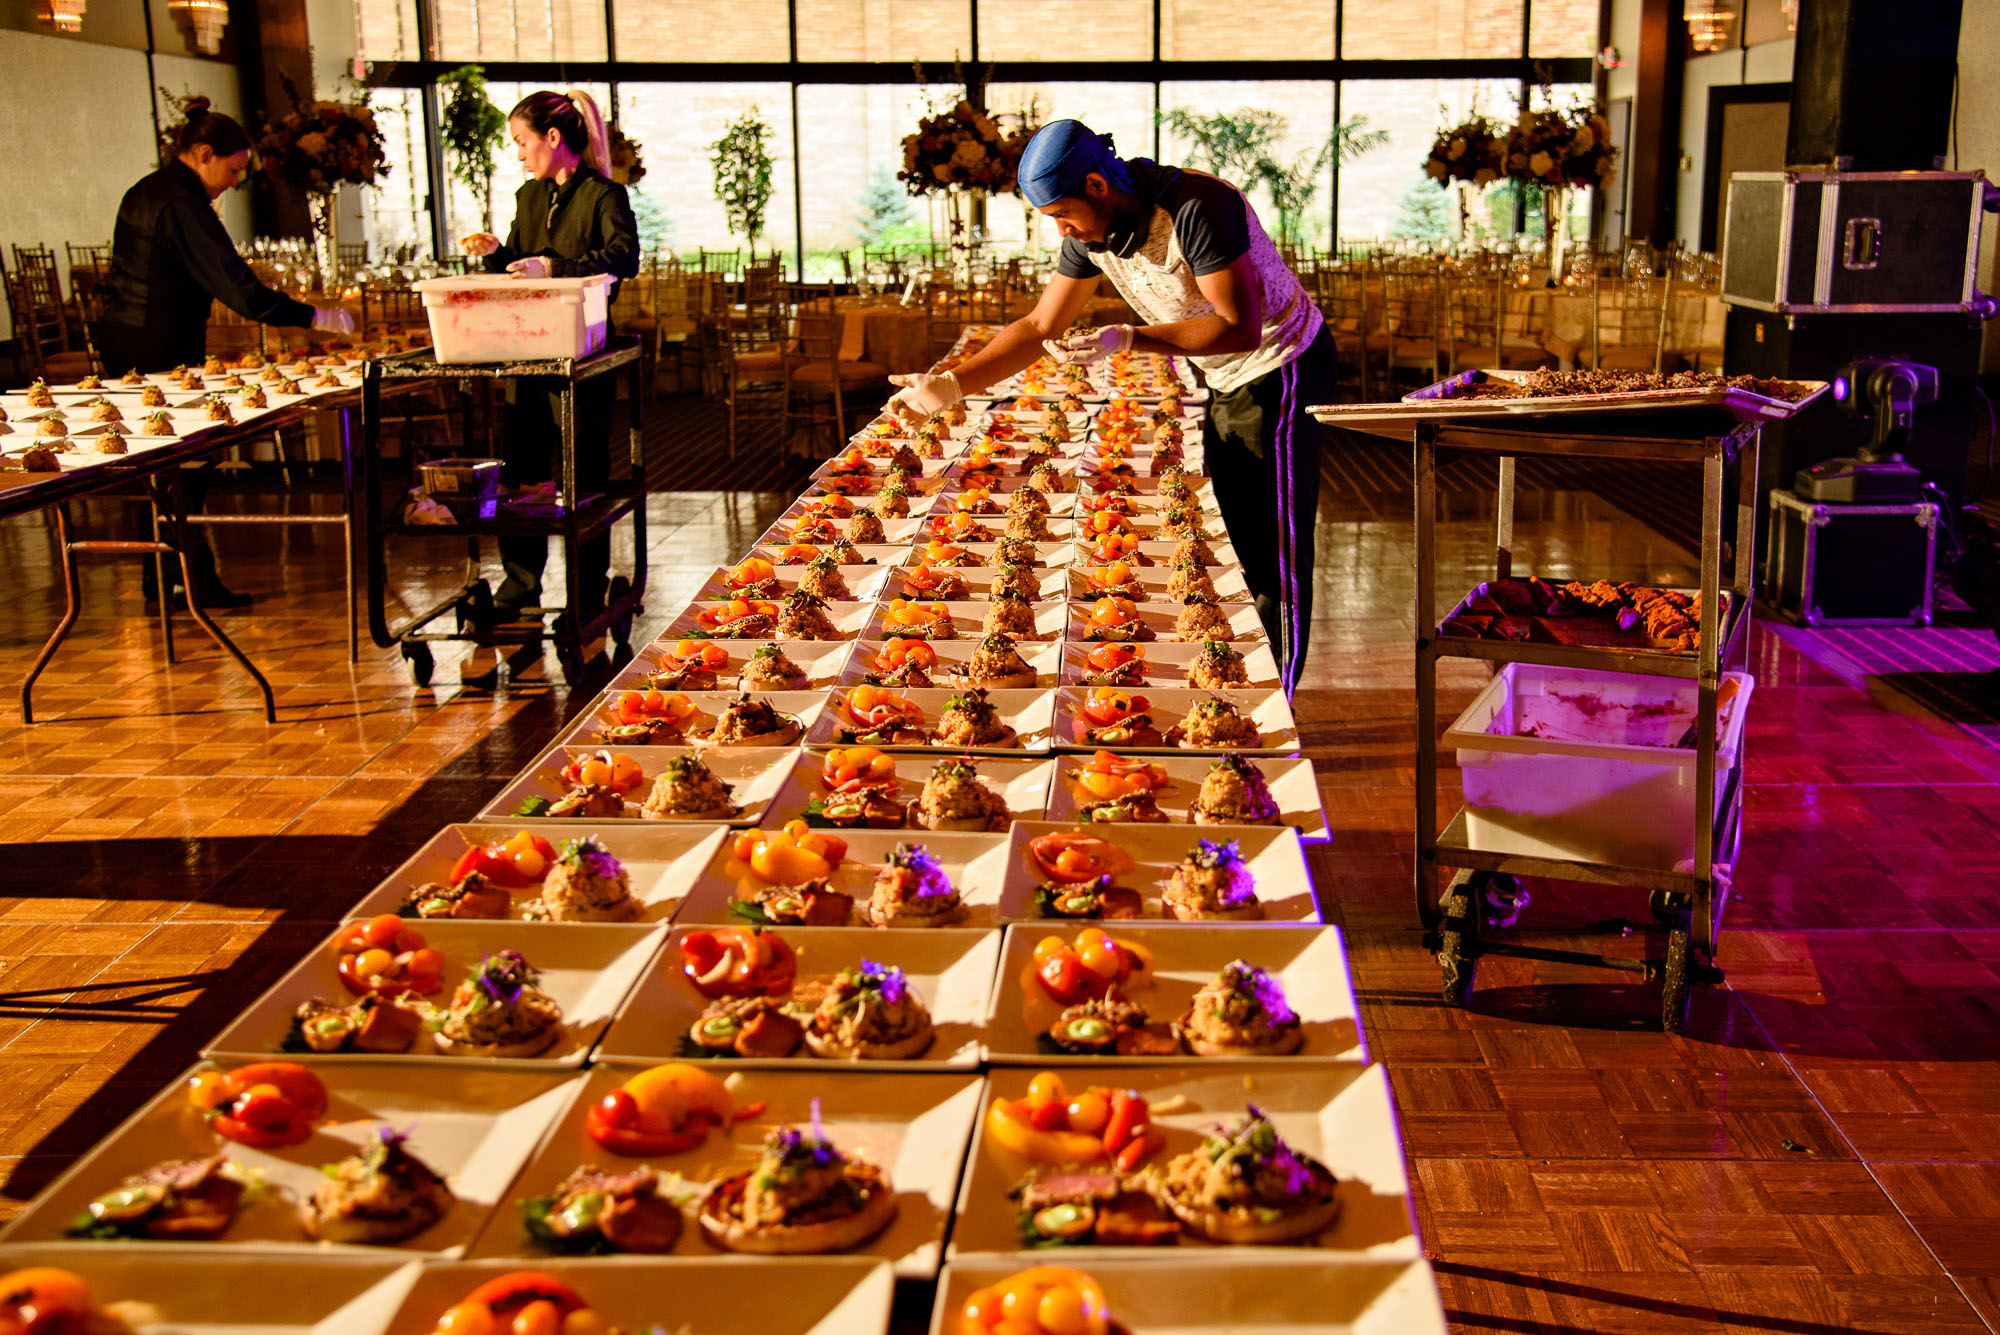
[311,306,356,334]
[460,232,501,257]
[1043,323,1133,366]
[507,256,552,279]
[886,371,962,423]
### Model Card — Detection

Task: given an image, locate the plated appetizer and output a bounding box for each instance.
[725,825,854,924]
[901,563,970,600]
[991,564,1042,601]
[909,756,1011,831]
[1067,751,1171,825]
[1164,695,1262,749]
[332,914,444,998]
[934,688,1017,749]
[799,554,852,600]
[523,836,641,922]
[963,634,1038,688]
[1082,533,1148,567]
[959,1266,1115,1335]
[868,841,968,926]
[691,694,801,747]
[696,597,778,638]
[427,1273,629,1335]
[1082,561,1146,602]
[1191,754,1281,825]
[69,1155,245,1240]
[640,754,738,819]
[1163,839,1262,921]
[301,1128,454,1244]
[775,591,842,640]
[599,688,698,745]
[1172,535,1218,567]
[1177,960,1301,1056]
[543,749,644,818]
[584,1062,756,1154]
[864,638,937,689]
[1077,687,1163,748]
[1164,557,1215,603]
[1173,594,1236,643]
[698,1103,897,1254]
[1156,1107,1339,1243]
[721,556,782,599]
[740,643,810,691]
[433,950,565,1058]
[402,830,556,920]
[838,686,927,745]
[881,596,955,639]
[1076,642,1146,688]
[981,591,1041,639]
[140,411,174,436]
[811,746,907,829]
[1006,484,1050,515]
[524,1164,689,1253]
[291,993,427,1053]
[1026,833,1142,920]
[985,1074,1160,1169]
[187,1062,327,1148]
[1185,639,1250,690]
[846,511,886,543]
[803,959,935,1059]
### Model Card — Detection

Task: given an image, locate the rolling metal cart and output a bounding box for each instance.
[359,340,648,685]
[1315,377,1823,1032]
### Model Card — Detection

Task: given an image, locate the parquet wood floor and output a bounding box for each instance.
[0,461,1995,1333]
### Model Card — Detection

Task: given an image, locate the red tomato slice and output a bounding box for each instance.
[1027,833,1137,884]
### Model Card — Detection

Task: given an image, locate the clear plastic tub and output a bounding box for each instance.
[413,273,612,364]
[1443,662,1754,871]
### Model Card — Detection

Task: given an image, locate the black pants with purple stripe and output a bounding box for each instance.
[1202,327,1332,693]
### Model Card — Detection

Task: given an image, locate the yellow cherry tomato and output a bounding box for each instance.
[1037,1287,1091,1335]
[511,1301,561,1335]
[1026,1071,1068,1109]
[1066,1090,1111,1136]
[435,1303,495,1335]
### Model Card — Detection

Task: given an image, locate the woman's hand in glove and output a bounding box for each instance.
[886,371,962,422]
[1043,323,1133,366]
[459,233,501,257]
[311,306,356,334]
[507,257,553,279]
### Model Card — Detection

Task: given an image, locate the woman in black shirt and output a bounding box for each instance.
[100,107,355,608]
[461,89,639,628]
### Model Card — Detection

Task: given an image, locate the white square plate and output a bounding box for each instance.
[344,821,730,923]
[948,1065,1413,1261]
[1051,688,1299,755]
[0,1061,578,1252]
[479,745,804,827]
[808,688,1057,756]
[464,1065,981,1279]
[676,829,1014,929]
[994,821,1319,925]
[1057,640,1283,690]
[1044,754,1329,842]
[548,691,829,753]
[934,1255,1444,1334]
[596,926,1000,1069]
[203,921,666,1068]
[386,1255,895,1333]
[763,749,1057,831]
[986,922,1362,1065]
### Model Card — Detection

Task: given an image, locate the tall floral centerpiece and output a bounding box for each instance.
[255,78,390,294]
[1424,113,1508,247]
[1504,97,1616,279]
[898,100,1028,286]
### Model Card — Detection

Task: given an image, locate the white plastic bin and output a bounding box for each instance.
[1443,662,1754,872]
[413,273,612,364]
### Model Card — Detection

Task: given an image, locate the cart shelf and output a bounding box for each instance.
[1429,591,1752,681]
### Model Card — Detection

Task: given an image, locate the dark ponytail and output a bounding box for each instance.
[510,89,609,174]
[174,105,253,159]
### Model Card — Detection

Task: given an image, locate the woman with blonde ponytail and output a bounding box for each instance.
[459,87,639,628]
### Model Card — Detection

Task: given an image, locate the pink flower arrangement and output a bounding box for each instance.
[256,78,390,197]
[898,101,1029,197]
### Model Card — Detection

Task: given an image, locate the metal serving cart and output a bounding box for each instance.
[359,339,649,685]
[1314,374,1823,1032]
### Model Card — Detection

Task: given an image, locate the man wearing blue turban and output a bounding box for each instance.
[888,118,1333,693]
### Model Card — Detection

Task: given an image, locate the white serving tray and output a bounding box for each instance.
[676,828,1015,929]
[949,1064,1412,1260]
[0,1060,578,1253]
[0,1246,426,1333]
[614,637,855,692]
[861,601,1068,644]
[841,638,1065,690]
[384,1255,896,1334]
[1044,753,1328,842]
[1058,640,1283,691]
[1051,688,1300,756]
[763,749,1057,832]
[345,821,728,924]
[548,690,830,753]
[1064,601,1269,647]
[479,745,803,827]
[995,821,1319,924]
[463,1064,981,1280]
[596,926,1000,1070]
[661,598,876,643]
[689,563,895,604]
[986,923,1362,1065]
[203,921,665,1068]
[808,688,1057,756]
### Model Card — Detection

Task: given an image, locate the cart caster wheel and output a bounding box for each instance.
[401,642,434,687]
[1661,919,1694,1035]
[1649,889,1691,928]
[1481,873,1528,930]
[1437,870,1482,1007]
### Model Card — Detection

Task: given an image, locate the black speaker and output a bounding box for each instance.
[1788,0,1964,171]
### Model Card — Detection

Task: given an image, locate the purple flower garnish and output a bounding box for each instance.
[1191,838,1244,871]
[475,951,528,1005]
[858,959,907,1005]
[563,836,624,881]
[773,1100,838,1166]
[1221,959,1296,1025]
